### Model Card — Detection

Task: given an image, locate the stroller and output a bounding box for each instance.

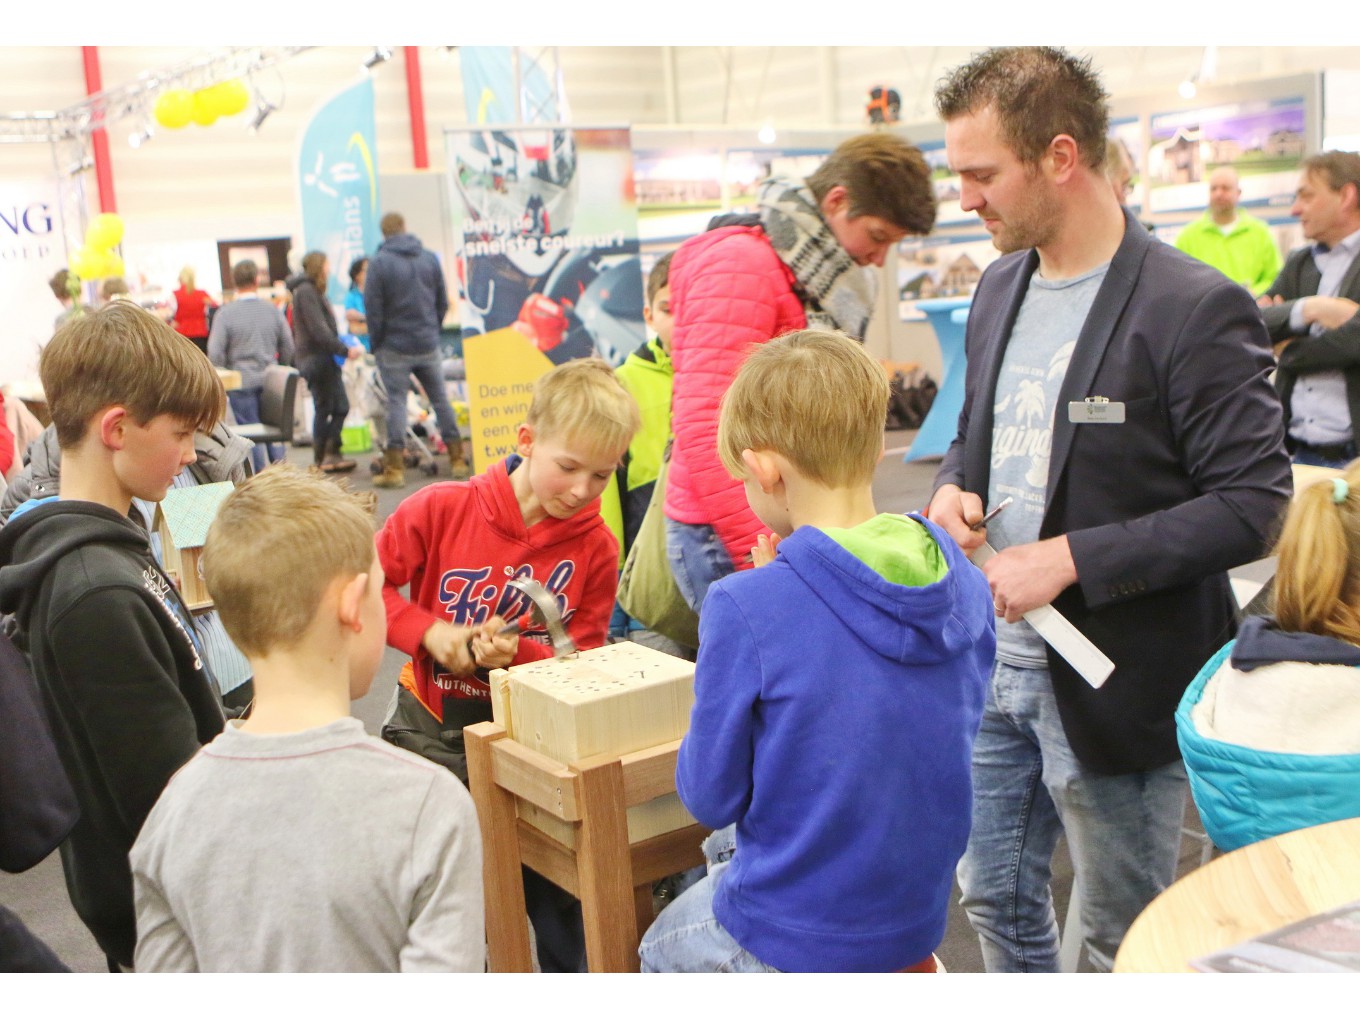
[360,363,444,478]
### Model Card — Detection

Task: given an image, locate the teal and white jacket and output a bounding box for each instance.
[1177,616,1360,852]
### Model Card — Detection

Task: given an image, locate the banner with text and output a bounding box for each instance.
[1,179,65,382]
[297,78,381,306]
[463,327,554,474]
[447,125,644,369]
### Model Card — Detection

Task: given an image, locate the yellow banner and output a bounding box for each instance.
[463,327,555,474]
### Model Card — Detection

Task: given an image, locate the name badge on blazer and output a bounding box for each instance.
[1068,396,1125,424]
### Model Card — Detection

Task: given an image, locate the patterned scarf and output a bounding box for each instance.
[757,176,875,338]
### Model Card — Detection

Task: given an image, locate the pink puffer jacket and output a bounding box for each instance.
[665,225,807,567]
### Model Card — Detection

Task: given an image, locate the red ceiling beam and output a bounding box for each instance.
[80,46,117,214]
[404,46,429,170]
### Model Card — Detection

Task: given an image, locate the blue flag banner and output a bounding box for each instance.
[298,78,381,306]
[458,46,561,127]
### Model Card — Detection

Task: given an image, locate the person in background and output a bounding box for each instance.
[48,268,89,331]
[664,133,937,613]
[100,277,133,305]
[1105,139,1134,205]
[928,45,1290,972]
[288,251,361,474]
[170,266,218,356]
[345,257,370,352]
[1178,463,1360,854]
[1175,166,1282,296]
[1261,151,1360,468]
[131,465,484,972]
[207,260,295,473]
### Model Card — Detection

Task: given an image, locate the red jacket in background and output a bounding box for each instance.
[171,287,214,341]
[376,457,619,721]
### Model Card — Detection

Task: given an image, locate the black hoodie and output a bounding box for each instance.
[0,500,224,967]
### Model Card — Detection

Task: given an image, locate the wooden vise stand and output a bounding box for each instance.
[464,721,710,972]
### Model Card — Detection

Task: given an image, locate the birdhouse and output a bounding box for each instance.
[489,642,696,847]
[154,481,235,612]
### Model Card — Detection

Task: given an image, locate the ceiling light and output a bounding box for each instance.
[757,122,776,145]
[362,47,392,72]
[1179,77,1197,100]
[248,98,276,134]
[128,125,153,148]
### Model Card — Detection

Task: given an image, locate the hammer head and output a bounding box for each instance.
[506,576,577,660]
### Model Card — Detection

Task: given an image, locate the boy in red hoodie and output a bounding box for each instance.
[377,356,639,971]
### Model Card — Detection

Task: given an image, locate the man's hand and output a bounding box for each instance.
[926,483,987,554]
[983,536,1078,623]
[1302,295,1360,331]
[421,619,478,675]
[1257,293,1283,309]
[469,616,517,671]
[346,344,364,360]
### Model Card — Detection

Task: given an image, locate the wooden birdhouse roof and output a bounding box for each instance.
[157,481,235,550]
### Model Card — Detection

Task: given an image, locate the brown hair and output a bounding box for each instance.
[718,329,888,489]
[40,302,224,449]
[935,46,1110,171]
[1301,151,1360,203]
[48,268,71,301]
[805,133,936,235]
[1274,461,1360,645]
[203,464,377,658]
[526,358,640,461]
[231,260,258,289]
[301,251,328,290]
[646,251,674,306]
[380,212,405,237]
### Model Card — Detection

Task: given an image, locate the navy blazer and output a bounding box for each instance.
[936,212,1292,774]
[1262,244,1360,446]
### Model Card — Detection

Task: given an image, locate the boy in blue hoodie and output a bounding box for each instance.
[639,329,996,973]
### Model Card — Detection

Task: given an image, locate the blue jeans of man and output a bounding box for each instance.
[375,347,460,451]
[227,386,283,472]
[639,826,777,972]
[956,661,1187,973]
[1291,441,1356,470]
[664,517,735,614]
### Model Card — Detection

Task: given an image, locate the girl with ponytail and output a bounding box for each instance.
[1177,464,1360,853]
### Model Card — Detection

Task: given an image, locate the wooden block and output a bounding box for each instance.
[492,643,697,846]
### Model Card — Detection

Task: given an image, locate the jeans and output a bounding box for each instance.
[664,517,735,614]
[639,827,778,973]
[227,386,283,472]
[1292,443,1356,470]
[375,347,461,451]
[956,662,1187,973]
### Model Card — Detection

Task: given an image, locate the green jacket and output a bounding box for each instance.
[600,338,673,568]
[1174,210,1282,296]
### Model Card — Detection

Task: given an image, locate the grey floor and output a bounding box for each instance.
[1,427,1231,973]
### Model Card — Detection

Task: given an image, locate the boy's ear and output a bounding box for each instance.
[336,572,369,633]
[98,407,130,451]
[516,423,534,458]
[642,303,654,329]
[740,449,781,493]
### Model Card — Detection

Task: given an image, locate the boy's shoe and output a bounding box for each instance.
[373,447,407,488]
[321,439,357,474]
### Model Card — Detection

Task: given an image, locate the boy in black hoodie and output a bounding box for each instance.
[0,303,227,970]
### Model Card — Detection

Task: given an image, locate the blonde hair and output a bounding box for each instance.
[1274,460,1360,645]
[202,464,377,658]
[40,302,225,449]
[178,266,196,290]
[526,358,640,460]
[718,330,888,488]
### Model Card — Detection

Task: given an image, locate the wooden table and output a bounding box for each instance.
[1115,816,1360,972]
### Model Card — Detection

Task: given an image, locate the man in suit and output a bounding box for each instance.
[1261,151,1360,468]
[928,46,1291,972]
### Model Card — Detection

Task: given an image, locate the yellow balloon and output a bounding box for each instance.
[85,212,124,250]
[191,90,218,127]
[216,79,250,117]
[153,89,193,130]
[70,247,102,280]
[104,253,125,279]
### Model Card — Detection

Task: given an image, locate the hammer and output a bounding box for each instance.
[491,576,577,660]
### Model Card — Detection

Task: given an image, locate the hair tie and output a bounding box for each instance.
[1334,477,1350,504]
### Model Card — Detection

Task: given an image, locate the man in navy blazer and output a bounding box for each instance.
[928,47,1291,973]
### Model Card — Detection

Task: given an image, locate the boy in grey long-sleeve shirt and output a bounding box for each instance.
[131,465,484,972]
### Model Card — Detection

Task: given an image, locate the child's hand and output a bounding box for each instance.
[751,532,781,568]
[470,616,518,670]
[421,620,477,675]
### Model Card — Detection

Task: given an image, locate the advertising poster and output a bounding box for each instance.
[1147,97,1306,214]
[296,77,382,306]
[462,327,553,474]
[449,125,644,369]
[0,179,65,382]
[922,139,974,228]
[896,232,998,321]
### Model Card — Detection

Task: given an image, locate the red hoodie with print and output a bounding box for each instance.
[376,456,619,722]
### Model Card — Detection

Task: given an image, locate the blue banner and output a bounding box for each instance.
[458,46,560,126]
[297,78,381,306]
